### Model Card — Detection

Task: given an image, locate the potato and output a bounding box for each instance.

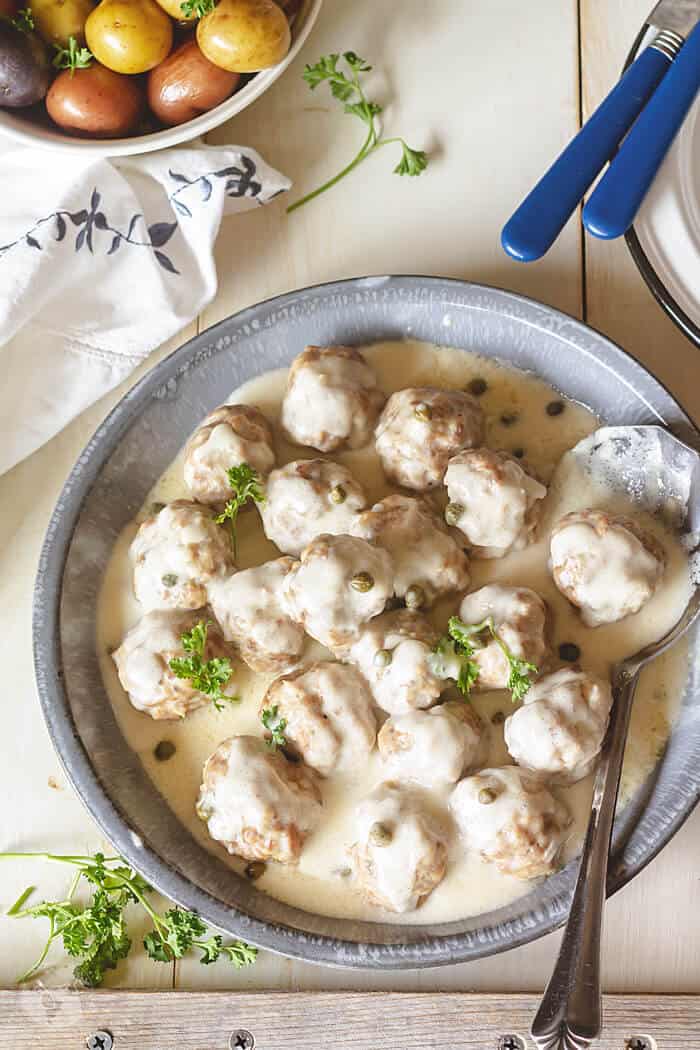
[197,0,290,73]
[147,39,238,125]
[32,0,95,47]
[46,60,143,134]
[85,0,172,74]
[0,23,50,107]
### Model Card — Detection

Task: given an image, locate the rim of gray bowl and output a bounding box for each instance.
[32,275,700,969]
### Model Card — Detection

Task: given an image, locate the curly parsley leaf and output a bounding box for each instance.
[261,705,287,750]
[215,462,265,559]
[1,851,257,985]
[289,51,428,213]
[52,36,92,73]
[9,6,34,32]
[169,619,237,711]
[179,0,215,15]
[429,615,537,703]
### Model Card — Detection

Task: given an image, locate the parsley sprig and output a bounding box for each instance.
[1,852,257,986]
[53,35,92,74]
[287,51,428,213]
[429,615,537,703]
[169,620,237,711]
[261,705,287,751]
[215,463,265,559]
[179,0,215,15]
[9,6,34,31]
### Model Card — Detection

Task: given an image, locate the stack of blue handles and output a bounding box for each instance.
[501,20,700,262]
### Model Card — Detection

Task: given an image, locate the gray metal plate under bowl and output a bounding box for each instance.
[33,276,700,970]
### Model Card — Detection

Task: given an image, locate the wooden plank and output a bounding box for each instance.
[0,324,197,992]
[0,991,697,1049]
[182,0,582,995]
[579,0,700,998]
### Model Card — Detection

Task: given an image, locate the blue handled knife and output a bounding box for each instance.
[584,0,700,240]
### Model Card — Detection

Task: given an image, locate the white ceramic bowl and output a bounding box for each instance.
[0,0,322,157]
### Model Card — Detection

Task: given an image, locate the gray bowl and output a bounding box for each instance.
[33,276,700,969]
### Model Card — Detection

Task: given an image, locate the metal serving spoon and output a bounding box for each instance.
[531,425,700,1050]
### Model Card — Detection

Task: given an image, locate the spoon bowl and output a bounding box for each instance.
[532,425,700,1050]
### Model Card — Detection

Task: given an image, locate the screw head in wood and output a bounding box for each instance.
[230,1030,255,1050]
[86,1032,113,1050]
[498,1036,525,1050]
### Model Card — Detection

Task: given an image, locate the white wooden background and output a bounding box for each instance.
[1,0,699,995]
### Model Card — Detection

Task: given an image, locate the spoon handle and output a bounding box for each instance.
[530,671,640,1050]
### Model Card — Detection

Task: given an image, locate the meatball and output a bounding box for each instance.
[505,667,613,783]
[449,765,571,879]
[444,449,547,558]
[351,782,448,912]
[345,608,442,714]
[350,494,470,607]
[550,510,665,626]
[281,345,385,452]
[261,661,376,776]
[260,459,367,556]
[131,500,233,612]
[183,404,275,504]
[375,387,484,491]
[196,735,322,863]
[457,584,549,690]
[282,534,393,650]
[208,557,304,674]
[378,701,484,787]
[112,610,236,720]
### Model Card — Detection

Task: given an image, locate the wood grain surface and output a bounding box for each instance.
[1,0,699,1001]
[1,991,697,1049]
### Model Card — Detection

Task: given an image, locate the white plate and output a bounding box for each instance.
[626,26,700,346]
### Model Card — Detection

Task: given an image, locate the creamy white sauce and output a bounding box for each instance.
[96,341,692,925]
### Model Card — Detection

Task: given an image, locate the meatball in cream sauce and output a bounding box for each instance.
[375,386,484,490]
[281,345,385,453]
[550,509,665,626]
[183,404,275,504]
[260,459,366,556]
[196,735,322,863]
[350,493,470,607]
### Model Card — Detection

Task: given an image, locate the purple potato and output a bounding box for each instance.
[0,23,50,107]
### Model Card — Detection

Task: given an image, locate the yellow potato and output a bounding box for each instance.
[85,0,173,74]
[32,0,95,47]
[197,0,290,73]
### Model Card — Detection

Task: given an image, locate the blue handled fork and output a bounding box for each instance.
[501,0,700,262]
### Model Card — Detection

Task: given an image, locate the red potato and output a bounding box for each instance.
[147,38,239,125]
[46,61,143,136]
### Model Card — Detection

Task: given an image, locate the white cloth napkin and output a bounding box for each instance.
[0,142,290,476]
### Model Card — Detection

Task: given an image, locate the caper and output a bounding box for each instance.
[154,740,176,762]
[414,402,432,422]
[512,447,525,459]
[491,710,505,726]
[245,860,267,881]
[478,787,498,805]
[351,571,374,593]
[330,484,347,505]
[500,411,518,426]
[162,573,178,588]
[546,400,565,417]
[334,866,353,879]
[369,821,393,847]
[467,377,487,397]
[373,648,393,668]
[558,641,581,663]
[404,584,425,610]
[150,501,165,515]
[445,502,464,527]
